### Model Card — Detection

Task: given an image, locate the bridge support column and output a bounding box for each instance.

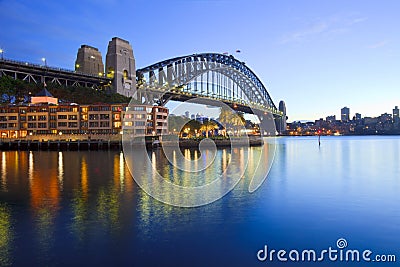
[106,37,136,97]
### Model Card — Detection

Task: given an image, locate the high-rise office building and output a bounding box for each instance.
[277,100,287,133]
[393,106,399,124]
[341,107,350,122]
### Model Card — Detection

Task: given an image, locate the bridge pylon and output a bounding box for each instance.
[105,37,136,97]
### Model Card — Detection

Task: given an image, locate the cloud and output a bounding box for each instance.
[280,21,328,44]
[349,17,368,25]
[280,15,368,44]
[367,40,389,49]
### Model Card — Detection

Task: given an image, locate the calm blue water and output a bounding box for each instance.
[0,136,399,266]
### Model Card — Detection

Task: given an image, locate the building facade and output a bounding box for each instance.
[326,115,336,123]
[341,107,350,122]
[123,105,168,136]
[0,103,168,139]
[393,106,399,125]
[277,100,287,133]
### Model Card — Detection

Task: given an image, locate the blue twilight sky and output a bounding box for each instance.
[0,0,399,121]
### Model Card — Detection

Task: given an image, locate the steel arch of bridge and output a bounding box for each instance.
[136,53,281,116]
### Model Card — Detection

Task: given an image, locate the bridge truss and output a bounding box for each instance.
[136,53,282,117]
[0,58,112,89]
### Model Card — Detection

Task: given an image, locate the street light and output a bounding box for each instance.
[0,48,3,59]
[41,57,47,66]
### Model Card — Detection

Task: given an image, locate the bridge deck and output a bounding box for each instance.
[0,58,111,88]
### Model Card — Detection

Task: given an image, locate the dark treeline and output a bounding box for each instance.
[0,75,131,104]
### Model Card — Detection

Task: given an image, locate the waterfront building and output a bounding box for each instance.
[341,107,350,122]
[393,106,399,124]
[0,103,123,138]
[123,105,168,136]
[277,100,287,133]
[31,88,58,105]
[326,115,336,123]
[314,118,324,128]
[75,45,104,76]
[364,117,378,125]
[379,113,392,124]
[0,90,168,139]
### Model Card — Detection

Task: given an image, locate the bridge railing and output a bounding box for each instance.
[0,58,110,80]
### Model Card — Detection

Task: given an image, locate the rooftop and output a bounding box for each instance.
[35,88,54,97]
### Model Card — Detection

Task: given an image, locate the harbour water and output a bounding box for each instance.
[0,136,399,266]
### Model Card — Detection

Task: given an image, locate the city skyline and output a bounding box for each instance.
[0,0,399,121]
[167,102,400,123]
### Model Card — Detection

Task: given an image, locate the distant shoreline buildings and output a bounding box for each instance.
[286,106,400,135]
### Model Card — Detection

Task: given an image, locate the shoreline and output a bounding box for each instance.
[0,140,123,151]
[279,133,400,137]
[2,134,398,151]
[0,136,264,151]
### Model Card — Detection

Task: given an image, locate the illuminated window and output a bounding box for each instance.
[107,67,115,78]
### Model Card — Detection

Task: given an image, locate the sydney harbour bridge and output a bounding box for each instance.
[0,37,287,132]
[136,53,278,114]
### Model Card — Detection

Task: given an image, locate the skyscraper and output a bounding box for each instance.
[393,106,399,124]
[278,100,287,133]
[341,107,350,122]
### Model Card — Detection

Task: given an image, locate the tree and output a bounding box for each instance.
[175,119,202,138]
[0,76,131,104]
[168,115,189,133]
[218,107,245,136]
[0,76,16,103]
[200,119,218,138]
